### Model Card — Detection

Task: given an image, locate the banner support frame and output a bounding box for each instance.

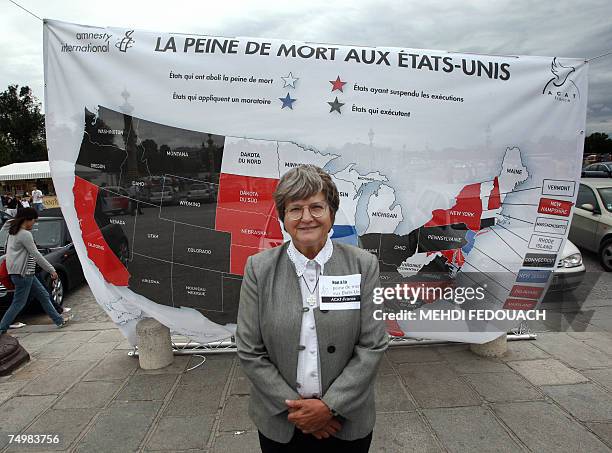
[127,323,537,357]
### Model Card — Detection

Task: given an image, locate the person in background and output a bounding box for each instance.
[0,208,71,334]
[20,194,31,209]
[6,194,18,217]
[128,184,144,215]
[31,186,45,213]
[14,196,24,216]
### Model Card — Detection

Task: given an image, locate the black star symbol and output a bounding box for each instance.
[327,97,344,114]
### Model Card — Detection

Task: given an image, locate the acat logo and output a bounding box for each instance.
[116,30,135,52]
[542,57,580,103]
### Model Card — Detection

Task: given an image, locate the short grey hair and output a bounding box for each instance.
[273,165,339,222]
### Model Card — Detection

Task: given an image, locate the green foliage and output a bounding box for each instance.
[585,132,612,156]
[0,84,47,166]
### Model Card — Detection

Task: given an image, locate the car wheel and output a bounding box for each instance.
[50,275,65,307]
[600,239,612,272]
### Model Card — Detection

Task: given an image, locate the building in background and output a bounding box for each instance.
[0,161,58,208]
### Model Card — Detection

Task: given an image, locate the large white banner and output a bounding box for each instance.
[43,19,588,345]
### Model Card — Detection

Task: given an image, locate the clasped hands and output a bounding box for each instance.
[285,398,341,439]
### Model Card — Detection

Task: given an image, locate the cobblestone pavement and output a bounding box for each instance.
[0,250,611,452]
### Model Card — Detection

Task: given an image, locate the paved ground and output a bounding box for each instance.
[1,249,612,452]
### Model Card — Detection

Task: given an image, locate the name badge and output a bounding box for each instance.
[320,274,361,310]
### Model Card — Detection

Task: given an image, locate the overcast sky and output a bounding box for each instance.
[1,0,611,134]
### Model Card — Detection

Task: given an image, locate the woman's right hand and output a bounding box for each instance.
[311,418,342,439]
[50,272,58,280]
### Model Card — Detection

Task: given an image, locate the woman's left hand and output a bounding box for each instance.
[285,399,333,433]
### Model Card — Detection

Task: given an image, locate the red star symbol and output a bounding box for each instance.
[330,76,347,92]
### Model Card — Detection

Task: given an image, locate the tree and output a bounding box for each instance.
[0,85,46,166]
[584,132,612,156]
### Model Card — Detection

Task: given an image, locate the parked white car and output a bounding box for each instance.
[568,178,612,271]
[548,239,585,291]
[186,183,215,202]
[149,185,179,205]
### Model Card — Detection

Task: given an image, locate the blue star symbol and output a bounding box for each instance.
[279,93,297,109]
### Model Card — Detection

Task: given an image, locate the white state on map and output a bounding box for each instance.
[480,180,495,211]
[333,163,388,194]
[277,142,339,176]
[365,184,403,233]
[221,137,280,179]
[481,147,529,220]
[331,174,359,225]
[497,147,529,195]
[462,230,524,299]
[397,252,439,276]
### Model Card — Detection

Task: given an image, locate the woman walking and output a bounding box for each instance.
[0,208,69,334]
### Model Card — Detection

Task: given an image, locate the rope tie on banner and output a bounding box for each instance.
[7,0,42,21]
[586,50,612,63]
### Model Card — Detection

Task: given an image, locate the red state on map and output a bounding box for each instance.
[73,176,130,286]
[216,173,284,275]
[217,173,280,216]
[215,207,283,249]
[487,177,501,209]
[229,244,265,276]
[440,249,466,267]
[537,198,573,217]
[503,298,538,310]
[425,182,483,231]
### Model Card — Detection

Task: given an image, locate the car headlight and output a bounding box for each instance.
[560,253,582,268]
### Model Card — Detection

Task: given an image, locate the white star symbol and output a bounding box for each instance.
[281,72,299,88]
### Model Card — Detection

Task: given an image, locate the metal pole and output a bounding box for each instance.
[127,332,536,357]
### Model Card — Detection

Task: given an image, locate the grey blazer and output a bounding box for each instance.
[236,241,389,443]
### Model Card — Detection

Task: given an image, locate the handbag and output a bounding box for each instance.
[0,256,13,290]
[0,237,13,290]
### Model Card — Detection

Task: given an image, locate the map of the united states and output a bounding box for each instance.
[73,106,529,327]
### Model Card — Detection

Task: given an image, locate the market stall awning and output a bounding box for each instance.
[0,161,51,181]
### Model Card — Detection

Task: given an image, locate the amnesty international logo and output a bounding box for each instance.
[542,57,580,103]
[116,30,135,52]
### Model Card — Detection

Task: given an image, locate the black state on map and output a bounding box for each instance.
[480,217,495,229]
[128,254,173,306]
[171,264,223,312]
[75,105,226,196]
[160,199,217,229]
[75,108,128,183]
[90,187,135,263]
[418,255,454,280]
[359,233,381,258]
[417,223,468,253]
[128,111,225,180]
[172,223,231,272]
[378,231,419,271]
[132,217,175,261]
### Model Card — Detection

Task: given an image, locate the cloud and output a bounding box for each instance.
[1,0,611,132]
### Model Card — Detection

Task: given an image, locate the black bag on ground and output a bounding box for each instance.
[0,334,30,376]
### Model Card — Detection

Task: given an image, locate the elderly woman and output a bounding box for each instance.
[236,164,388,452]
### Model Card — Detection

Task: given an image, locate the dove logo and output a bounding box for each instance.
[542,57,580,103]
[116,30,135,53]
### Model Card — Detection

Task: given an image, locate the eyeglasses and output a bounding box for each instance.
[286,202,328,221]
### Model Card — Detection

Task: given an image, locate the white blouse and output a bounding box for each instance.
[286,236,333,398]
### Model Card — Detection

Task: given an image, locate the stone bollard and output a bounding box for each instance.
[136,318,173,370]
[470,333,507,358]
